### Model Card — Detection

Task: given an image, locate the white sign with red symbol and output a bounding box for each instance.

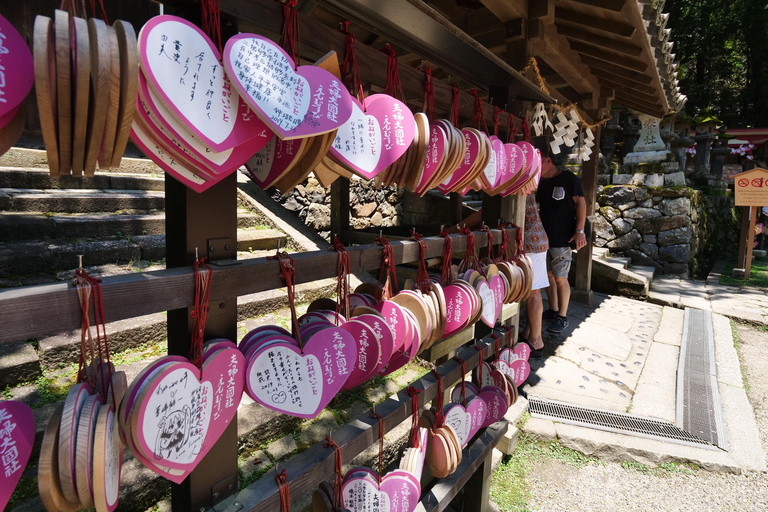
[734,168,768,207]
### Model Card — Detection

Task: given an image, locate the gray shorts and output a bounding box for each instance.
[547,246,572,279]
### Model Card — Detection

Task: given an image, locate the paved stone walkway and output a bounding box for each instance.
[649,275,768,325]
[524,294,677,421]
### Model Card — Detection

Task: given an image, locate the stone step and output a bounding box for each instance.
[0,188,165,213]
[0,167,165,191]
[588,257,650,299]
[0,147,162,175]
[630,265,657,287]
[604,255,631,269]
[592,247,610,260]
[0,225,276,278]
[237,228,287,251]
[0,211,265,242]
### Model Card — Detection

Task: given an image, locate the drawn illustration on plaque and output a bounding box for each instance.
[154,405,191,460]
[272,390,287,404]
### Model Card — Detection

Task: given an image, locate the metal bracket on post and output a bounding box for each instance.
[207,237,239,267]
[211,475,237,506]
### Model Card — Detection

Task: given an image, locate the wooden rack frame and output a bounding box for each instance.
[0,229,515,345]
[211,329,513,512]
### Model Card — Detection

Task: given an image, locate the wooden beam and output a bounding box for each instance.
[605,84,661,106]
[218,0,527,129]
[597,76,657,96]
[477,0,527,21]
[579,55,653,84]
[529,0,555,24]
[556,25,643,57]
[569,42,648,72]
[613,94,665,117]
[571,0,625,12]
[529,19,600,108]
[0,229,514,344]
[555,7,635,37]
[592,66,655,89]
[599,86,615,111]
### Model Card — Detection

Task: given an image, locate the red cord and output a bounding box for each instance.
[383,45,405,102]
[332,236,350,322]
[507,112,517,144]
[458,227,483,275]
[432,370,445,428]
[474,346,484,385]
[480,225,495,262]
[409,230,431,294]
[493,106,501,138]
[268,251,304,352]
[280,0,300,69]
[275,469,290,512]
[375,237,399,300]
[370,409,385,483]
[423,68,435,122]
[324,436,343,508]
[440,230,453,287]
[450,84,460,127]
[200,0,221,55]
[470,89,488,133]
[341,21,365,107]
[452,356,467,407]
[406,387,422,447]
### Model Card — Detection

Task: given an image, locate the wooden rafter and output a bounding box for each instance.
[529,19,600,109]
[568,41,648,73]
[571,0,625,12]
[597,76,656,96]
[614,93,665,116]
[555,6,635,37]
[556,25,642,57]
[476,0,528,21]
[579,55,653,85]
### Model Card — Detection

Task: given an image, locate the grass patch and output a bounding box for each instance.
[731,321,752,394]
[720,257,768,288]
[6,475,39,509]
[491,435,602,511]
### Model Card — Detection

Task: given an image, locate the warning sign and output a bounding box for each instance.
[734,168,768,206]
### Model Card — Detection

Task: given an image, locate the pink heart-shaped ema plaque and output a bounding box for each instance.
[342,476,388,512]
[476,280,498,327]
[465,395,488,440]
[329,98,383,178]
[137,73,269,175]
[489,275,506,321]
[443,403,472,448]
[245,135,306,189]
[509,359,531,387]
[224,34,352,139]
[0,15,34,118]
[380,469,420,512]
[246,327,356,418]
[366,94,415,172]
[354,314,395,376]
[341,319,382,390]
[438,129,481,194]
[133,348,245,473]
[138,16,266,152]
[0,401,35,510]
[443,284,472,337]
[130,120,214,192]
[478,386,508,427]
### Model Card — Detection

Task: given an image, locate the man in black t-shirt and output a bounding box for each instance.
[535,152,587,333]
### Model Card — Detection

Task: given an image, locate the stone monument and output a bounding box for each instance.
[623,114,674,164]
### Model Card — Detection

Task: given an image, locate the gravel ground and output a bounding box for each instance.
[519,320,768,512]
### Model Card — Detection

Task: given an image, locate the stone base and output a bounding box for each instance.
[732,268,746,278]
[753,250,767,259]
[570,288,594,306]
[623,150,673,164]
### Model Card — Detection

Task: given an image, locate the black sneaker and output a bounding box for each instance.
[547,315,569,333]
[542,309,559,321]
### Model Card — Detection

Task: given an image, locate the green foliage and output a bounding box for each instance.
[669,0,768,126]
[720,257,768,288]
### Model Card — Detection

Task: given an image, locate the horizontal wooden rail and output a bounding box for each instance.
[210,329,511,512]
[0,229,515,344]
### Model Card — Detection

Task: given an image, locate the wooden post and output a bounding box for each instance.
[746,206,757,279]
[449,192,464,226]
[165,174,239,511]
[463,451,493,512]
[573,125,601,306]
[331,177,350,242]
[737,206,750,273]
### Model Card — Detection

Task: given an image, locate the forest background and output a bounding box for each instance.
[669,0,768,126]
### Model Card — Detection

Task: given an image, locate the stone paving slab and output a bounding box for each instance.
[629,341,679,422]
[649,273,768,325]
[654,306,684,346]
[528,295,662,414]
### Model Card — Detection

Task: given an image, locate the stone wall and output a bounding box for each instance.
[594,185,737,276]
[271,175,474,236]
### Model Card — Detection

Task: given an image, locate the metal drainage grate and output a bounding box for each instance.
[677,308,728,449]
[528,397,718,450]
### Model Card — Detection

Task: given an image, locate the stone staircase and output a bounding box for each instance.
[0,162,338,392]
[585,246,657,299]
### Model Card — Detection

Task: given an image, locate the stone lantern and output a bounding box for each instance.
[694,117,718,175]
[671,115,694,173]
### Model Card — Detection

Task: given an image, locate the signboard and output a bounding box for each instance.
[734,168,768,206]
